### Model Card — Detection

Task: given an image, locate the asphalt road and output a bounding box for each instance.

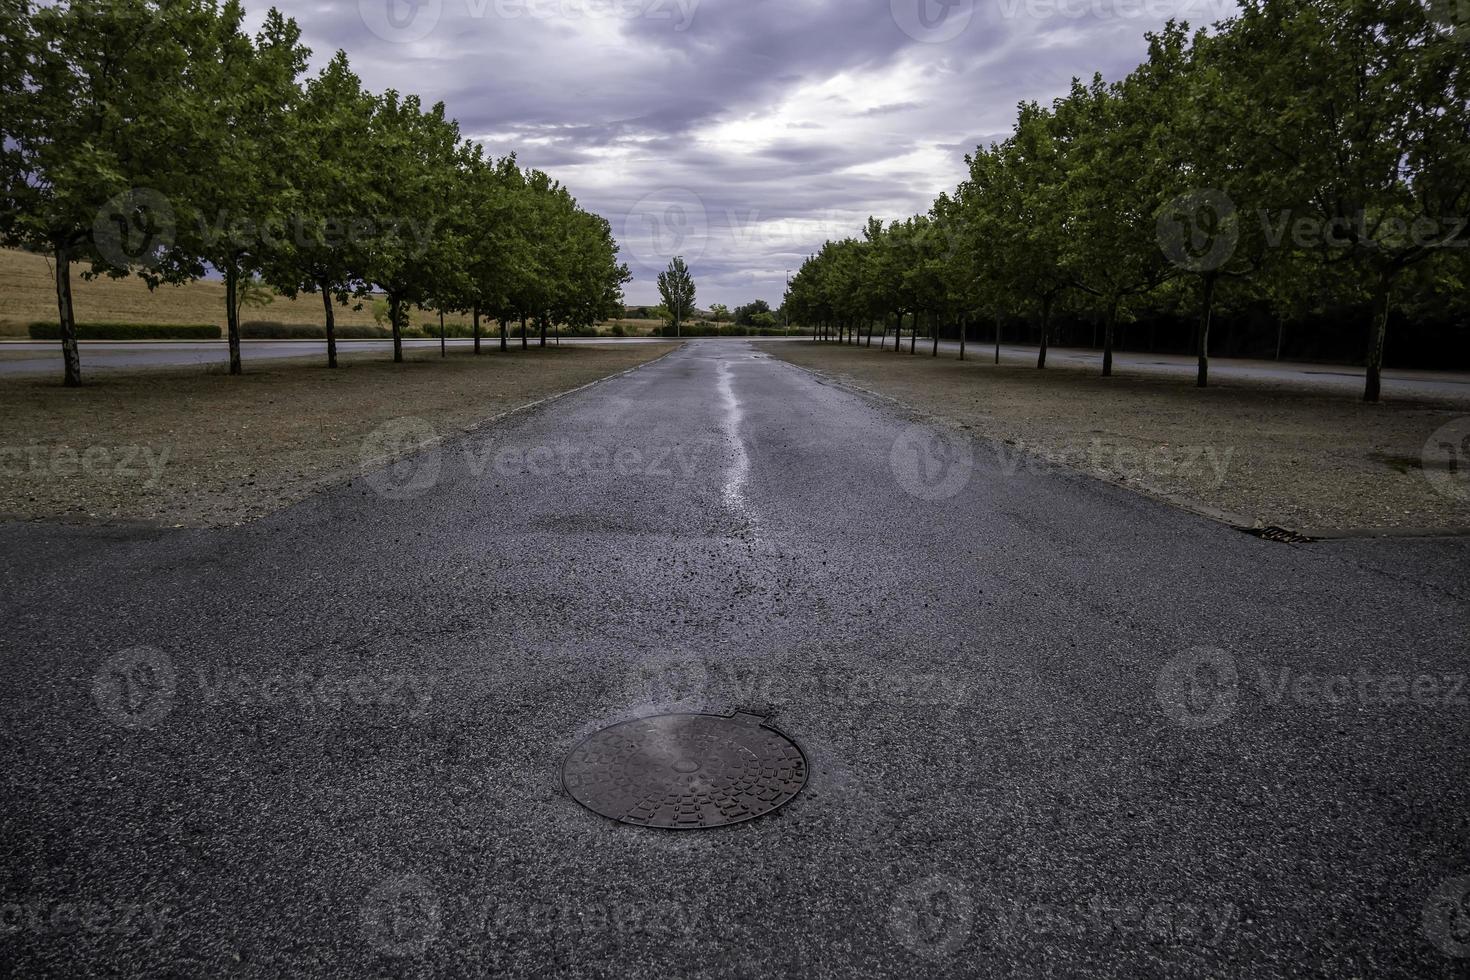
[0,336,679,376]
[3,341,1468,977]
[883,336,1470,400]
[5,335,1469,401]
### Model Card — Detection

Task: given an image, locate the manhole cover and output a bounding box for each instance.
[562,712,807,829]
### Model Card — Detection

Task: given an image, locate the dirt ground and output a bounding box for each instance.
[0,343,677,527]
[762,341,1470,533]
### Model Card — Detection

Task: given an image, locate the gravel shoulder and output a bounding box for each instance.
[0,343,678,527]
[761,341,1470,532]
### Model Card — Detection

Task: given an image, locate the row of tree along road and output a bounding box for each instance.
[783,0,1470,402]
[0,0,632,386]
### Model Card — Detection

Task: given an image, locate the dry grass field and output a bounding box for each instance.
[0,247,665,337]
[0,247,384,334]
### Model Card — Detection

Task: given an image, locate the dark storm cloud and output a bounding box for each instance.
[266,0,1235,305]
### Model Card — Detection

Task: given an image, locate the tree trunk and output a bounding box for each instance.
[1037,294,1053,369]
[1364,274,1392,404]
[959,313,966,361]
[225,264,242,375]
[390,293,404,363]
[994,313,1001,365]
[1102,297,1118,377]
[931,313,939,356]
[894,313,902,353]
[1196,273,1216,388]
[1275,320,1284,361]
[539,315,547,348]
[499,317,509,352]
[909,312,917,354]
[866,320,873,348]
[53,246,82,387]
[520,313,528,349]
[320,281,338,369]
[439,310,446,357]
[472,305,481,355]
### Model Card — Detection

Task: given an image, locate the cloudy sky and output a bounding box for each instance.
[259,0,1236,307]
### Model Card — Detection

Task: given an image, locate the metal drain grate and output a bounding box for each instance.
[562,712,807,829]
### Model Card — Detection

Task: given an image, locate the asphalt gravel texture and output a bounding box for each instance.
[3,340,1468,977]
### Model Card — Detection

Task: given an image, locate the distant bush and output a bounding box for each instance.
[28,322,220,340]
[239,321,395,339]
[240,321,321,339]
[418,320,474,338]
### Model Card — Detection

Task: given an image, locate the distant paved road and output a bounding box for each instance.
[3,340,1467,977]
[6,335,1468,402]
[0,336,682,377]
[834,335,1470,400]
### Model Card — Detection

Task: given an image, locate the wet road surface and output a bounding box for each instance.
[3,340,1468,977]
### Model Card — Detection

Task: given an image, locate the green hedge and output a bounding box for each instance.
[240,321,396,339]
[240,321,321,339]
[28,322,221,340]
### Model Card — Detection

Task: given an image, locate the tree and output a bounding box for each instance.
[358,92,465,363]
[459,151,523,355]
[171,6,309,376]
[657,256,695,337]
[1219,0,1470,401]
[0,0,219,386]
[261,50,375,369]
[1057,67,1178,377]
[708,303,730,323]
[964,105,1071,369]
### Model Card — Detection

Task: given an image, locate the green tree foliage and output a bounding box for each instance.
[657,256,696,336]
[1,0,630,383]
[262,50,376,368]
[0,0,223,385]
[179,5,309,375]
[786,0,1468,402]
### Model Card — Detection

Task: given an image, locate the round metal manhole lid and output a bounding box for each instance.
[562,712,807,829]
